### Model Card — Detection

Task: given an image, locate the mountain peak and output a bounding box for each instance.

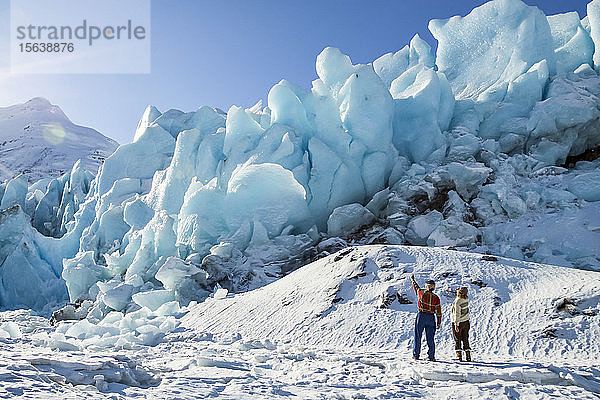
[25,97,52,108]
[0,99,118,183]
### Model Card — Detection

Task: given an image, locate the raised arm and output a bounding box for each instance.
[410,274,420,294]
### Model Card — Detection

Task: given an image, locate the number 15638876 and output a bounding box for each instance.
[19,42,74,52]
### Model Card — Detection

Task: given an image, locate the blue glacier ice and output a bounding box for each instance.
[548,11,594,74]
[1,0,600,347]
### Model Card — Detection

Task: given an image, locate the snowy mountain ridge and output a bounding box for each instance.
[0,97,118,184]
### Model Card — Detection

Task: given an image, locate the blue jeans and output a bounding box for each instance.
[413,312,436,360]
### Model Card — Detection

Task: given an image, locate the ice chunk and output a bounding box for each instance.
[223,106,264,157]
[447,162,492,200]
[0,206,69,309]
[430,0,555,100]
[132,289,175,311]
[480,183,527,218]
[479,60,549,140]
[428,217,480,247]
[123,196,153,230]
[327,203,375,237]
[568,173,600,202]
[268,80,311,133]
[0,322,22,339]
[541,188,577,207]
[155,301,181,316]
[447,133,482,162]
[587,0,600,68]
[368,227,404,245]
[31,161,95,238]
[226,163,310,236]
[155,257,203,291]
[102,283,133,311]
[338,64,394,153]
[365,188,391,216]
[405,211,443,245]
[390,65,454,162]
[62,252,107,301]
[51,300,93,323]
[307,138,365,227]
[374,34,435,89]
[97,124,175,195]
[133,105,161,142]
[316,47,357,91]
[153,128,206,214]
[0,175,27,210]
[548,12,594,74]
[213,287,228,300]
[177,179,228,252]
[374,46,410,89]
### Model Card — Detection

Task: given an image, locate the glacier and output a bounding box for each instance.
[0,0,600,350]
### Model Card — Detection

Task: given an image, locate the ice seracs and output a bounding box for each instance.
[429,0,556,100]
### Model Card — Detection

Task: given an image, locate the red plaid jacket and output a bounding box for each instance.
[412,277,442,325]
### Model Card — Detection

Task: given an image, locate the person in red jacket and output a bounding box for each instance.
[411,273,442,361]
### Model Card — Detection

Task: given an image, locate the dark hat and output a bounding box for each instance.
[426,279,436,285]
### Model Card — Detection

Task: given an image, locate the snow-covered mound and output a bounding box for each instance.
[182,245,600,363]
[0,97,117,183]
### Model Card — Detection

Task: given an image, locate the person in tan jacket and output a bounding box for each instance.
[451,286,471,362]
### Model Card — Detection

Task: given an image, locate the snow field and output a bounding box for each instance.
[0,246,599,398]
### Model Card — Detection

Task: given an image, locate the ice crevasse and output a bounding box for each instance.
[0,0,600,335]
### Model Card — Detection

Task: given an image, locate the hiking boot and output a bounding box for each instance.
[412,356,419,361]
[456,350,462,362]
[427,358,436,362]
[465,350,471,362]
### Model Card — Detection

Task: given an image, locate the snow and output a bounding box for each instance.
[0,98,117,184]
[182,245,598,358]
[0,246,598,399]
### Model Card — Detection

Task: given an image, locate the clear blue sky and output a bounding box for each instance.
[0,0,592,143]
